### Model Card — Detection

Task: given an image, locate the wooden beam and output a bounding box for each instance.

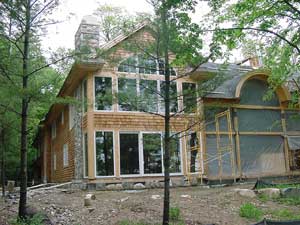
[233,109,242,178]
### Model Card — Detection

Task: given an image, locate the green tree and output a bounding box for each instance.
[207,0,300,94]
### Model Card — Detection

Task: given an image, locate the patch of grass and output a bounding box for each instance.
[268,209,300,220]
[119,220,154,225]
[239,203,263,221]
[10,214,44,225]
[273,184,300,189]
[276,197,300,206]
[170,207,181,221]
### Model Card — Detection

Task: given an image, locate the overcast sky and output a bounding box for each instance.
[42,0,210,50]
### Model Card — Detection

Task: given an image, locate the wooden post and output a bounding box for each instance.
[281,109,290,173]
[233,108,242,179]
[87,74,95,179]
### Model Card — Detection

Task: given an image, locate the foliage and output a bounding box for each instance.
[239,203,263,221]
[169,207,181,221]
[10,214,44,225]
[267,208,300,220]
[207,0,300,96]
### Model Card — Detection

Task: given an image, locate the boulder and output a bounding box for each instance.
[133,183,145,189]
[115,184,123,190]
[95,183,105,191]
[258,188,280,198]
[106,184,116,190]
[151,195,161,200]
[234,188,256,198]
[85,193,96,200]
[281,188,300,198]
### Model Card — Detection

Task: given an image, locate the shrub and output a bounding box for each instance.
[239,203,263,221]
[10,214,44,225]
[169,207,181,221]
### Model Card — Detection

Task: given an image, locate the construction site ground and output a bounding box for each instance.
[0,184,299,225]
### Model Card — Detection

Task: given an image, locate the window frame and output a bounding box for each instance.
[83,133,88,178]
[94,130,116,178]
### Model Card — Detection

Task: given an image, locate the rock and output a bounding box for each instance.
[181,194,191,198]
[84,197,92,207]
[106,184,116,190]
[86,193,96,200]
[281,188,300,198]
[258,188,280,198]
[95,183,105,191]
[133,183,145,189]
[88,208,95,213]
[122,182,134,189]
[115,184,123,190]
[151,195,161,200]
[120,197,129,202]
[234,188,256,198]
[7,181,15,193]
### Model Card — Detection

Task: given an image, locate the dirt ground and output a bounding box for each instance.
[0,184,299,225]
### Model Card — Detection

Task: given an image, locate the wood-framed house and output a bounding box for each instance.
[34,16,300,187]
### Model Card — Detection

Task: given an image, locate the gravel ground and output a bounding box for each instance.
[0,184,299,225]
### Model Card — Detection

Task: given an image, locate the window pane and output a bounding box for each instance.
[158,59,176,76]
[160,81,178,113]
[120,133,139,174]
[183,83,197,113]
[83,80,87,113]
[84,133,88,177]
[143,133,162,174]
[95,77,112,110]
[169,134,181,173]
[139,80,158,112]
[139,57,157,74]
[95,131,114,176]
[118,78,137,111]
[118,57,137,73]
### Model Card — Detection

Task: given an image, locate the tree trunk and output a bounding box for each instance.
[1,127,5,197]
[161,3,171,225]
[18,0,31,219]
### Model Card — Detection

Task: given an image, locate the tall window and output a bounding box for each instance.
[169,134,181,173]
[69,104,75,130]
[95,131,114,176]
[160,81,178,113]
[53,153,56,171]
[83,79,87,113]
[63,144,69,167]
[182,83,197,113]
[143,133,162,174]
[95,77,112,110]
[51,122,56,139]
[83,133,88,177]
[118,78,137,111]
[188,132,199,173]
[120,133,139,175]
[139,79,158,112]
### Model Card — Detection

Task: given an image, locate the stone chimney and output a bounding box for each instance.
[75,15,100,59]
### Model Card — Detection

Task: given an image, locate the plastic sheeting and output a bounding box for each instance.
[287,136,300,151]
[239,136,285,176]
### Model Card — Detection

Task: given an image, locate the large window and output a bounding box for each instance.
[83,79,87,113]
[63,144,69,167]
[118,78,137,111]
[182,83,197,113]
[95,131,114,176]
[143,133,162,174]
[120,133,139,175]
[95,77,112,111]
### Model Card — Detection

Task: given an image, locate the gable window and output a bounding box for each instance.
[118,78,137,111]
[63,144,69,167]
[51,122,56,139]
[118,55,176,76]
[94,77,112,111]
[95,131,114,176]
[182,82,197,113]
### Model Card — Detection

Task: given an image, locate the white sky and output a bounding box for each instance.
[42,0,243,62]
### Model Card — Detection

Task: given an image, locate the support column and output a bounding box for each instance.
[233,108,242,178]
[87,74,95,179]
[281,109,290,173]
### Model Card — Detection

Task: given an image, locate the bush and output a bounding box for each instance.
[239,203,263,221]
